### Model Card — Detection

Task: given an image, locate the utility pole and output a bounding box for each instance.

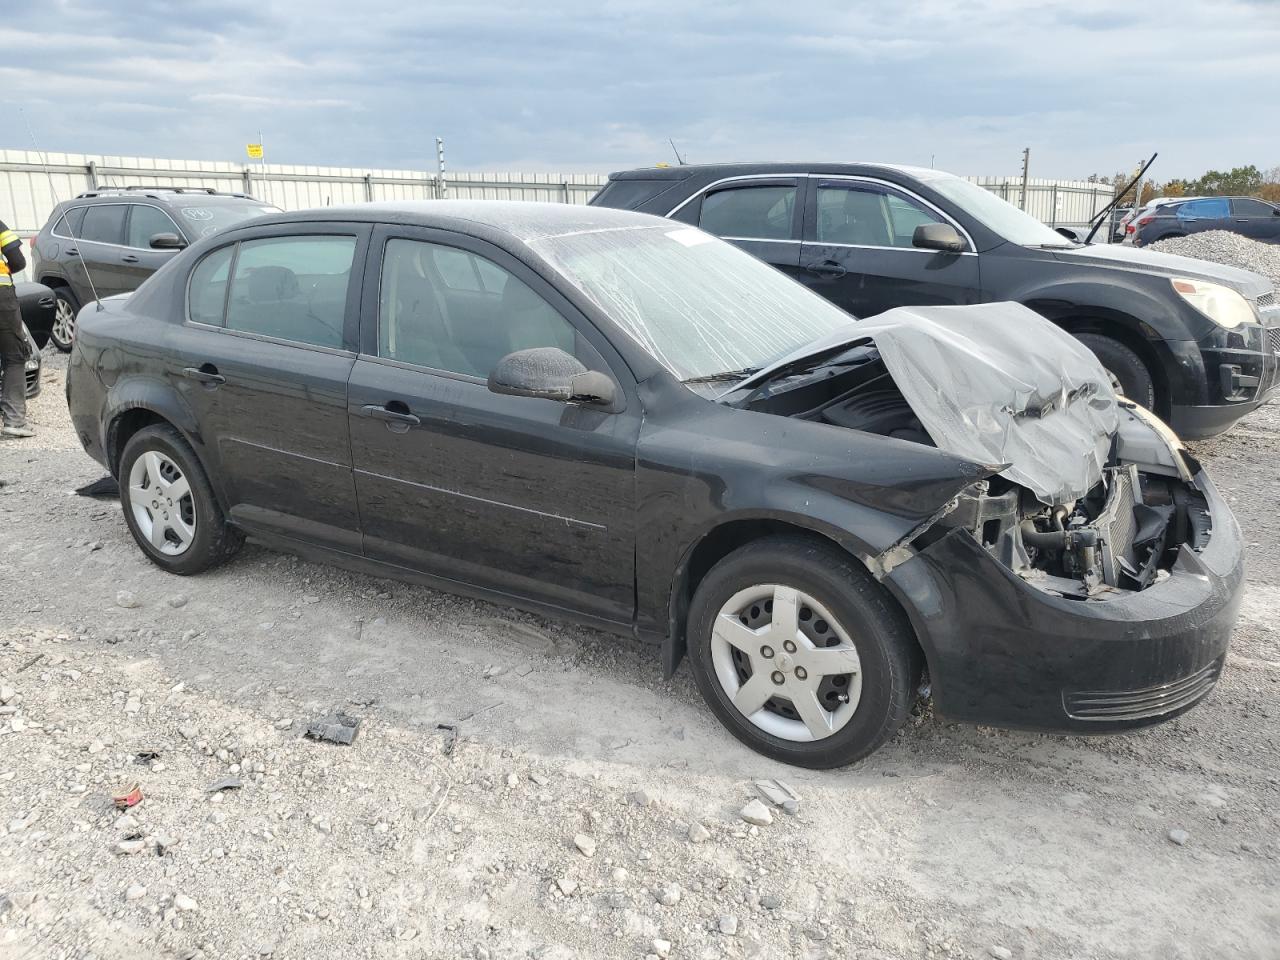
[1020,147,1031,210]
[436,137,447,198]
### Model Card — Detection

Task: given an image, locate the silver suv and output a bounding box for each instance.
[30,187,281,350]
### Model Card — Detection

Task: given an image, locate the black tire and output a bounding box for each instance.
[118,424,243,575]
[1074,333,1156,409]
[687,535,922,769]
[49,286,79,352]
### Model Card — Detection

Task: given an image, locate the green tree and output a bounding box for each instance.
[1185,165,1263,196]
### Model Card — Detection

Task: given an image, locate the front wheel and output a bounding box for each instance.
[687,536,922,768]
[1074,333,1156,409]
[49,288,79,352]
[118,424,243,575]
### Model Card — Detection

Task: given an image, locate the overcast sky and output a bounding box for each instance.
[5,0,1277,181]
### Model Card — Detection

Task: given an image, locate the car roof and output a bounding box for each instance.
[256,199,674,240]
[604,161,946,181]
[70,189,264,205]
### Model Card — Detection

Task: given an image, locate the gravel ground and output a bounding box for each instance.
[2,348,1278,960]
[1150,231,1280,288]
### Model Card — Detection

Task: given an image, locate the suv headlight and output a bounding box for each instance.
[1171,277,1255,329]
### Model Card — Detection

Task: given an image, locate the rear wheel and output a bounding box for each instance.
[118,424,243,575]
[49,287,78,352]
[1074,333,1156,409]
[687,536,921,768]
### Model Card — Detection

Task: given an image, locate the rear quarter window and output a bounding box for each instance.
[591,179,678,210]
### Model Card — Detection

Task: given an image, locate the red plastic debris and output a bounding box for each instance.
[112,783,143,809]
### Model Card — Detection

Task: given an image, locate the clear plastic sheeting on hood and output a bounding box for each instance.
[853,303,1119,505]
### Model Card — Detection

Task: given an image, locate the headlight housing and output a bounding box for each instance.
[1170,277,1255,329]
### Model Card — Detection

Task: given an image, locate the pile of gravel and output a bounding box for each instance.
[1149,230,1280,289]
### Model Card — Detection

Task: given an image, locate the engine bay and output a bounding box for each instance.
[731,343,1212,599]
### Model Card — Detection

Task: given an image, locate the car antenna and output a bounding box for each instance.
[17,107,104,311]
[1084,152,1157,246]
[668,139,687,166]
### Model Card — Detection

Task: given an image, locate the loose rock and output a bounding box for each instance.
[573,833,597,858]
[988,947,1013,960]
[115,590,142,609]
[655,883,682,906]
[1168,828,1190,846]
[718,914,739,936]
[688,822,711,843]
[740,798,773,826]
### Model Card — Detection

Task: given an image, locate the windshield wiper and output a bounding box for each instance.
[683,367,759,385]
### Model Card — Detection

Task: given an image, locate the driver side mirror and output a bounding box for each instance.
[912,223,965,252]
[487,347,617,406]
[150,232,187,250]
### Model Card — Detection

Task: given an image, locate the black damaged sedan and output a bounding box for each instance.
[65,202,1243,767]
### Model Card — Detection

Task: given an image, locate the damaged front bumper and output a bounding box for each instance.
[883,466,1242,732]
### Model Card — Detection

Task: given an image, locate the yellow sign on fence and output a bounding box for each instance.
[246,143,263,160]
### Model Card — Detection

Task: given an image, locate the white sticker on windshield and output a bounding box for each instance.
[183,208,214,221]
[665,227,714,247]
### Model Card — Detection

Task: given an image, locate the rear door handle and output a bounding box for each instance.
[121,254,140,263]
[805,260,847,279]
[362,404,421,427]
[181,366,225,386]
[65,248,78,256]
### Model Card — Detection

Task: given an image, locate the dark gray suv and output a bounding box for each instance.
[30,187,280,350]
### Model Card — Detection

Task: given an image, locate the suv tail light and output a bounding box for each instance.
[1137,217,1154,227]
[1126,224,1136,233]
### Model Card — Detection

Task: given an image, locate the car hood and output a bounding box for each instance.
[1053,243,1273,298]
[736,303,1119,505]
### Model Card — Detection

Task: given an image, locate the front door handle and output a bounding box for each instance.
[362,404,421,427]
[181,365,225,386]
[805,260,847,279]
[65,247,78,256]
[121,254,140,264]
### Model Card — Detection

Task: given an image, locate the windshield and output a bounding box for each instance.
[175,201,282,240]
[925,174,1074,247]
[528,225,859,381]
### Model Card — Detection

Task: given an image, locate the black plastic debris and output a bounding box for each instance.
[305,713,361,745]
[75,476,120,499]
[134,750,162,764]
[436,722,459,757]
[204,776,243,793]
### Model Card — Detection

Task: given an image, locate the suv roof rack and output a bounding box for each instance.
[74,186,254,200]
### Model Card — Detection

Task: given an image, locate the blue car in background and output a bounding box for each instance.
[1133,196,1280,246]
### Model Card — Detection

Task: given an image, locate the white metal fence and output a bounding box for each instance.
[0,148,1115,269]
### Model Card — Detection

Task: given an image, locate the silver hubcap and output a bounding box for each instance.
[711,585,863,742]
[53,299,75,344]
[128,451,196,556]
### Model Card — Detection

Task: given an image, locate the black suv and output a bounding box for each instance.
[30,187,280,351]
[1132,196,1280,247]
[592,163,1280,439]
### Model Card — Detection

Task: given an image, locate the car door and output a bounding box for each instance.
[1175,197,1230,237]
[76,203,133,297]
[799,177,981,318]
[347,225,639,623]
[668,177,806,281]
[169,224,369,552]
[1231,198,1280,242]
[121,203,185,290]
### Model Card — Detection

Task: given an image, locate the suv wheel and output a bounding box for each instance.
[687,536,921,768]
[119,425,243,575]
[1074,333,1156,409]
[49,287,79,352]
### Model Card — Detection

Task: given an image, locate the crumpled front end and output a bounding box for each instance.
[733,302,1244,730]
[853,302,1118,506]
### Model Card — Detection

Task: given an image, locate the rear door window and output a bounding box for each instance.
[1177,198,1230,219]
[80,204,127,245]
[591,179,675,210]
[223,236,356,348]
[698,184,798,240]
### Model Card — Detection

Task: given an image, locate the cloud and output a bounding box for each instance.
[2,0,1277,179]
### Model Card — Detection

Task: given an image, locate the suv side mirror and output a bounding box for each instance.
[487,347,617,406]
[150,233,187,250]
[912,223,965,252]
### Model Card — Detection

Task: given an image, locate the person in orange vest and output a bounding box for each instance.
[0,218,34,438]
